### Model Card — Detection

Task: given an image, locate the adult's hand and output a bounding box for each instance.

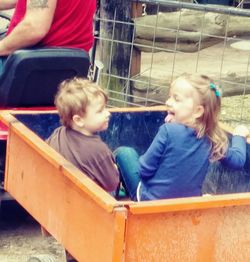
[0,0,57,56]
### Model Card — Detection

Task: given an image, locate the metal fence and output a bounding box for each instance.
[96,0,250,126]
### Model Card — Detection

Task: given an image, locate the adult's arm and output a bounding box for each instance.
[0,0,57,55]
[0,0,16,10]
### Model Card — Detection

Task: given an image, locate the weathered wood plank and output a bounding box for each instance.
[134,9,250,52]
[100,0,133,105]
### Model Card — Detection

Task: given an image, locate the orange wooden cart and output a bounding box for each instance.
[0,107,250,262]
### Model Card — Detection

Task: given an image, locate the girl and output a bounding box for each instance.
[115,73,249,201]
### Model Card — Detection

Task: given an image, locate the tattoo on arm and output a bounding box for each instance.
[28,0,48,9]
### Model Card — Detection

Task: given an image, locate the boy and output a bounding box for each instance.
[47,77,119,193]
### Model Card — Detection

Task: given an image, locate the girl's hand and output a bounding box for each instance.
[233,125,250,138]
[164,115,169,123]
[165,113,174,123]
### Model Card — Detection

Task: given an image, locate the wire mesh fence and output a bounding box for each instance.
[96,0,250,127]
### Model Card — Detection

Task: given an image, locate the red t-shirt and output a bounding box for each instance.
[7,0,96,51]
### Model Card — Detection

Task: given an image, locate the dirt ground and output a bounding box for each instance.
[0,202,66,262]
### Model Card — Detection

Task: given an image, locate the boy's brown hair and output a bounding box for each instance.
[55,77,108,128]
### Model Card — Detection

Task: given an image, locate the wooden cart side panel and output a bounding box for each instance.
[112,207,127,262]
[128,193,250,214]
[5,128,125,262]
[125,205,250,262]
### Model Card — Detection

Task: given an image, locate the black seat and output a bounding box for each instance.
[0,47,90,107]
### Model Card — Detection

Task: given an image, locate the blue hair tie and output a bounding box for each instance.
[210,83,220,97]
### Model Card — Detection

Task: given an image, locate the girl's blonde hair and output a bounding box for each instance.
[55,77,108,128]
[174,73,228,162]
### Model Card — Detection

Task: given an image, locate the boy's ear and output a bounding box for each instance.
[194,105,204,119]
[72,114,85,127]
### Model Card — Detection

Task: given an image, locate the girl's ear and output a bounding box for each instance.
[194,105,204,120]
[72,114,85,128]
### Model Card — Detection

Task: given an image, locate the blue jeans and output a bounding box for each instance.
[0,57,7,76]
[114,146,140,201]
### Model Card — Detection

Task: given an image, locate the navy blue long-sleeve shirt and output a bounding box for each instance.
[139,123,247,201]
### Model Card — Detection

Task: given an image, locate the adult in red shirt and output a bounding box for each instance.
[0,0,96,71]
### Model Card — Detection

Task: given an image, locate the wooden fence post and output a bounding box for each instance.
[100,0,133,105]
[131,2,142,78]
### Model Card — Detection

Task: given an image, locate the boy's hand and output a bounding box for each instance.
[233,125,250,138]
